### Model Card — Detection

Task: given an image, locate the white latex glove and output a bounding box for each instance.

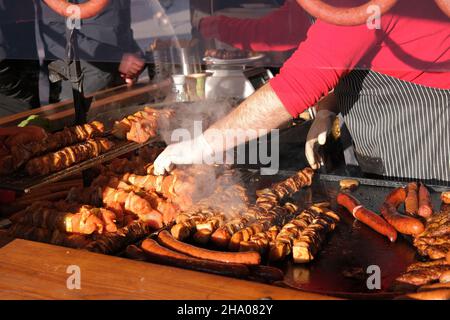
[153,135,214,175]
[192,10,210,31]
[305,109,337,170]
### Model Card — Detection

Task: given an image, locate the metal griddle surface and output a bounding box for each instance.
[245,171,444,299]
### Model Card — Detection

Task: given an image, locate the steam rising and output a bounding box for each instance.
[157,99,249,215]
[157,99,235,145]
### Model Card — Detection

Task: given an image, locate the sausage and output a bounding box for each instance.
[2,126,48,147]
[385,187,407,207]
[382,188,426,236]
[418,183,433,218]
[157,230,261,265]
[43,0,109,19]
[295,0,398,26]
[380,203,425,236]
[125,244,148,261]
[141,238,250,278]
[337,193,397,242]
[405,182,419,216]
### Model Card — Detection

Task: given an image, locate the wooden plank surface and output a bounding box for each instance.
[0,240,338,300]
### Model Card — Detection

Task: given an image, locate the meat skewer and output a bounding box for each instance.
[292,211,339,264]
[269,206,340,263]
[230,202,299,252]
[8,223,90,249]
[211,168,314,248]
[25,138,114,176]
[85,221,151,255]
[11,201,117,234]
[112,107,174,143]
[14,122,104,163]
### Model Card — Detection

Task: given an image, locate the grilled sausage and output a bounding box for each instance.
[381,203,425,236]
[337,193,397,242]
[141,238,250,278]
[125,244,148,261]
[385,187,407,207]
[418,183,433,218]
[382,188,425,236]
[43,0,109,19]
[157,230,261,265]
[405,182,419,216]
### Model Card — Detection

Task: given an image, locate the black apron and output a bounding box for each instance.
[335,70,450,182]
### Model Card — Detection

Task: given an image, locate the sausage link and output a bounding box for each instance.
[383,188,426,236]
[418,183,433,218]
[405,182,419,216]
[385,187,407,207]
[337,193,397,242]
[380,203,425,236]
[157,230,261,265]
[43,0,109,19]
[141,238,250,278]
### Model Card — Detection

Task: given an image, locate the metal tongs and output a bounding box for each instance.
[47,2,90,125]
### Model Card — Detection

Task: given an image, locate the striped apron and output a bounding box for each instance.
[335,70,450,183]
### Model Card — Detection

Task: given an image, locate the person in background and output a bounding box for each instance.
[193,0,311,53]
[38,0,145,102]
[155,0,450,182]
[0,0,40,116]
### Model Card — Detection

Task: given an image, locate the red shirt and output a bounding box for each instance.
[201,0,450,117]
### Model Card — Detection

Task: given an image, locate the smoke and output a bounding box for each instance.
[156,99,251,216]
[157,99,235,145]
[180,165,250,217]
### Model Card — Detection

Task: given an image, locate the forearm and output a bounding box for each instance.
[203,83,292,152]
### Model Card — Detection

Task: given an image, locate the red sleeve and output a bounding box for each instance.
[200,0,311,52]
[270,20,387,117]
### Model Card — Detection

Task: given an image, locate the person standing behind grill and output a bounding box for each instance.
[37,0,145,102]
[154,0,450,183]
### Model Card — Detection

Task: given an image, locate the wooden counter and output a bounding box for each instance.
[0,239,338,300]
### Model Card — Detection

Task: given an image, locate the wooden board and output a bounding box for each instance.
[0,239,338,300]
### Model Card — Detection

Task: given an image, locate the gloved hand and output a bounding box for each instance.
[153,134,215,175]
[192,10,210,31]
[305,109,337,170]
